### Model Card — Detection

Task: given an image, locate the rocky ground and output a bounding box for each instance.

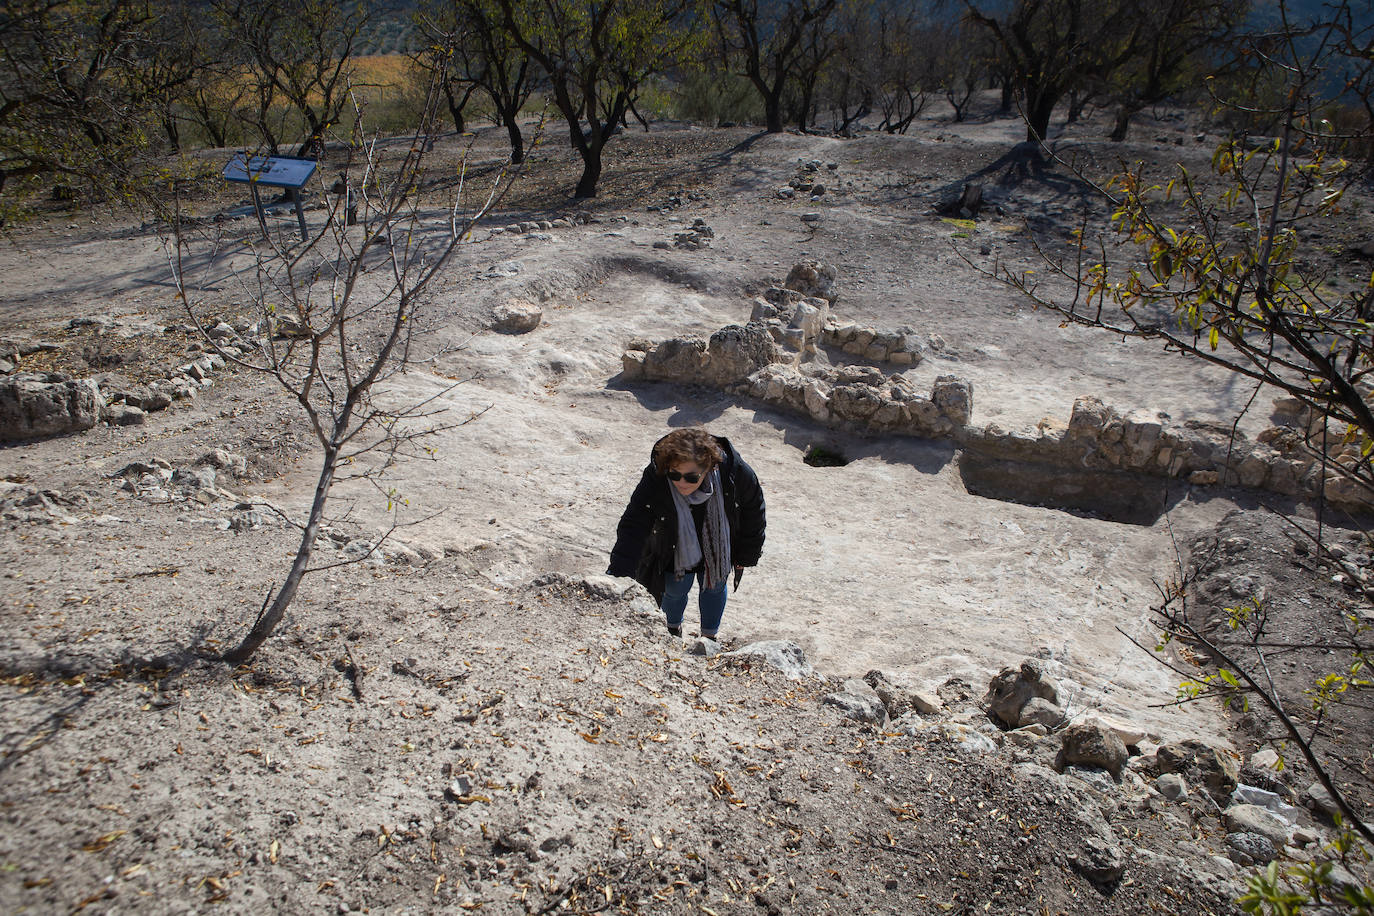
[2,95,1373,913]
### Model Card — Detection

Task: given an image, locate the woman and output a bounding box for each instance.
[608,428,766,640]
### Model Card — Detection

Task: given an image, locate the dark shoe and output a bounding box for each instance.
[667,625,682,638]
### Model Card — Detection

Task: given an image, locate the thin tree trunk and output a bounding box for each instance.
[763,88,784,133]
[1109,104,1135,141]
[504,114,525,164]
[223,448,336,664]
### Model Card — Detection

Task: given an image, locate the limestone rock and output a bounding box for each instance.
[1305,782,1338,817]
[1060,720,1129,779]
[783,259,837,303]
[1122,410,1163,465]
[1156,773,1188,800]
[125,389,172,412]
[578,574,631,600]
[786,301,826,341]
[702,323,782,387]
[689,637,722,657]
[863,670,913,719]
[620,350,647,379]
[1157,739,1239,801]
[1225,805,1290,848]
[640,336,708,382]
[985,660,1060,728]
[1229,787,1303,828]
[823,679,887,723]
[932,375,973,426]
[724,641,813,679]
[102,404,147,426]
[1018,697,1065,730]
[492,301,543,334]
[1092,714,1147,748]
[0,373,102,442]
[1227,832,1279,866]
[1068,396,1113,438]
[911,690,943,715]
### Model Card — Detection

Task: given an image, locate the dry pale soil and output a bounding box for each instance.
[1,97,1372,914]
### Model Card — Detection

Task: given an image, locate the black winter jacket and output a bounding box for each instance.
[607,435,766,605]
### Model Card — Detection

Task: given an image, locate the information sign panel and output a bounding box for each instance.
[222,155,317,189]
[221,153,317,241]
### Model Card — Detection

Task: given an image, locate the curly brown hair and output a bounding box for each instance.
[652,428,722,475]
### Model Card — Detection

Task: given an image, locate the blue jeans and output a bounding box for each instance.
[662,568,727,636]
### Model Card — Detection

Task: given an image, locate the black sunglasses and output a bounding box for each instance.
[666,470,702,483]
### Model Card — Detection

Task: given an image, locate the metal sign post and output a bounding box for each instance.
[222,154,318,242]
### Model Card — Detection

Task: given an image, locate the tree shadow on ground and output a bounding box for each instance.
[0,645,220,778]
[933,141,1100,213]
[607,377,733,428]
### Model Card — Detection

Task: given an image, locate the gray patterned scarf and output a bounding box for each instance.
[670,468,732,589]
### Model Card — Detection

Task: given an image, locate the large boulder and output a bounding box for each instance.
[1157,739,1240,801]
[701,323,783,388]
[1068,396,1114,439]
[985,660,1061,728]
[0,373,101,442]
[640,336,709,382]
[783,259,838,304]
[491,300,543,334]
[1059,720,1129,779]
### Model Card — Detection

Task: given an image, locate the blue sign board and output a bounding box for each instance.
[222,154,317,189]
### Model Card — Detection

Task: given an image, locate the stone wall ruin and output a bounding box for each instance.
[618,261,1374,517]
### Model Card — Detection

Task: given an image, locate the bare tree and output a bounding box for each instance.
[1103,0,1248,142]
[935,19,992,124]
[712,0,841,134]
[167,89,518,664]
[964,0,1134,143]
[216,0,370,157]
[493,0,698,198]
[0,0,153,200]
[412,0,538,163]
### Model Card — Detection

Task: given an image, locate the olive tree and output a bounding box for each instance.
[0,0,155,201]
[712,0,841,134]
[412,0,538,163]
[494,0,701,198]
[216,0,370,156]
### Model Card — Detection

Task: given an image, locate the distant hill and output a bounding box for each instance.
[359,0,421,55]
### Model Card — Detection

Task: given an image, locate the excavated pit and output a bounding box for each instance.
[957,450,1178,526]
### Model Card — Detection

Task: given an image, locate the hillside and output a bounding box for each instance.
[2,96,1372,913]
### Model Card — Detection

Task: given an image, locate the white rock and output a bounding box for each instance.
[1231,784,1305,826]
[1091,714,1148,747]
[1224,804,1290,848]
[911,690,943,715]
[724,640,814,679]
